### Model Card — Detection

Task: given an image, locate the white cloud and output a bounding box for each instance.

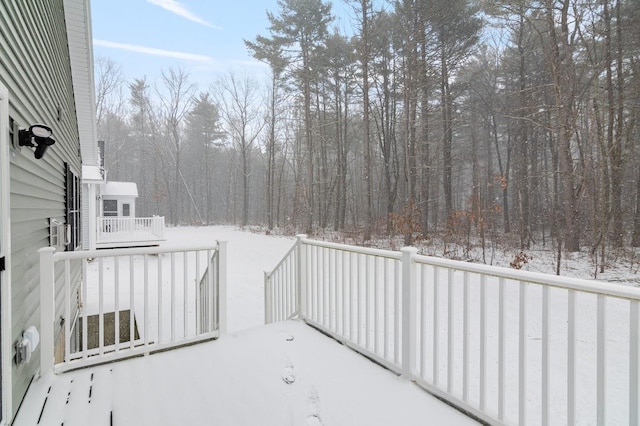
[94,39,214,64]
[147,0,221,30]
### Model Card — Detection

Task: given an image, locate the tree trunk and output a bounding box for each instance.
[304,49,314,234]
[361,0,373,241]
[515,14,530,249]
[545,0,580,252]
[441,43,453,221]
[242,143,249,227]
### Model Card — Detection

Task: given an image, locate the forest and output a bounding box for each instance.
[96,0,640,269]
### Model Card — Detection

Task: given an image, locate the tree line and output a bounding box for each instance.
[96,0,640,266]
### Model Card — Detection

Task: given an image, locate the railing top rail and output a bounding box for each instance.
[414,253,640,301]
[301,237,401,260]
[266,242,297,278]
[53,242,221,261]
[294,237,640,301]
[97,216,164,220]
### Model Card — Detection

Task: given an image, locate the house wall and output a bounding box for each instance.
[0,0,83,417]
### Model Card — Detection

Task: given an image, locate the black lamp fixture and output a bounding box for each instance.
[19,124,55,159]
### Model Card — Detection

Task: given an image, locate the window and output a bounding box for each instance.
[103,199,117,217]
[122,203,130,217]
[64,163,80,251]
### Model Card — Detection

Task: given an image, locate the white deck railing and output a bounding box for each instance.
[96,216,165,245]
[39,242,226,374]
[265,235,640,426]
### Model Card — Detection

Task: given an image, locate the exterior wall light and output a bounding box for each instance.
[19,124,55,159]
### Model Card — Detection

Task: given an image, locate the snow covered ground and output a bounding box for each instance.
[161,226,295,332]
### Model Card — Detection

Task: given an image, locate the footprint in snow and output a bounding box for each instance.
[282,363,295,385]
[306,386,323,425]
[281,331,295,342]
[306,414,323,426]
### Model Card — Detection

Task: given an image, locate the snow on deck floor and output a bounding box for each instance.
[15,320,478,426]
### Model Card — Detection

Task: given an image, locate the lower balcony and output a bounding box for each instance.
[96,216,165,249]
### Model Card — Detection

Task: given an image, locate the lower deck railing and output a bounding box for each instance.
[96,216,165,245]
[39,242,226,374]
[265,235,640,426]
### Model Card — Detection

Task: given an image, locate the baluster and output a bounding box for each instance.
[394,258,401,365]
[357,253,362,346]
[342,250,347,337]
[158,252,163,341]
[144,254,149,348]
[433,267,439,386]
[420,264,427,379]
[99,257,104,355]
[567,290,576,426]
[597,295,606,425]
[115,256,120,352]
[498,277,505,421]
[374,256,380,353]
[64,259,71,363]
[195,252,201,334]
[130,255,135,348]
[519,281,528,425]
[462,271,469,402]
[315,245,320,323]
[171,252,176,342]
[631,301,639,426]
[447,269,454,394]
[183,252,188,337]
[82,257,88,358]
[332,250,340,333]
[384,258,389,361]
[479,274,486,411]
[542,285,550,425]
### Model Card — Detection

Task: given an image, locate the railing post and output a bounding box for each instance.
[296,234,307,320]
[217,241,227,335]
[38,247,56,376]
[401,247,418,379]
[264,271,272,324]
[159,216,165,239]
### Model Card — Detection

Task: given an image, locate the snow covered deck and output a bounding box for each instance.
[14,320,478,426]
[96,216,165,249]
[20,226,639,425]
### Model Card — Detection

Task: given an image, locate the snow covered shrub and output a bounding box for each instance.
[510,251,532,270]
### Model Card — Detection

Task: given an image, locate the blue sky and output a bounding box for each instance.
[91,0,353,90]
